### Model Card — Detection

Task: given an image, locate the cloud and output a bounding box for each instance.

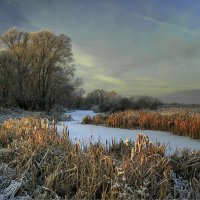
[74,49,96,68]
[134,76,155,81]
[1,0,200,98]
[129,11,198,36]
[94,74,124,85]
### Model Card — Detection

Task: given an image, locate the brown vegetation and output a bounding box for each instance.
[82,114,106,125]
[84,109,200,139]
[0,117,200,199]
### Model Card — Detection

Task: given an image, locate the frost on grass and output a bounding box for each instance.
[0,163,20,199]
[0,116,200,199]
[172,172,200,199]
[3,180,22,199]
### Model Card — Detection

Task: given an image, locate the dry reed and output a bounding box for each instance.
[0,117,200,199]
[84,110,200,139]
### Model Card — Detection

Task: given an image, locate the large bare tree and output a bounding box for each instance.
[0,28,80,110]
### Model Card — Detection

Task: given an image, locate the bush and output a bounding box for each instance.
[82,115,92,124]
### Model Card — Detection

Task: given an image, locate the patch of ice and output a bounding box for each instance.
[57,110,200,153]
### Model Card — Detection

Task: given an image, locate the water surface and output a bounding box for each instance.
[57,110,200,153]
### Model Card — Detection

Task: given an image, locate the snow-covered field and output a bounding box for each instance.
[0,107,49,124]
[57,110,200,153]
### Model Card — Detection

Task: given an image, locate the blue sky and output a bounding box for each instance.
[1,0,200,96]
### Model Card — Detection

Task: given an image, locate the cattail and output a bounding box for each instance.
[52,116,55,128]
[137,133,143,143]
[75,140,80,155]
[131,147,135,160]
[134,143,138,151]
[125,137,129,146]
[140,154,146,165]
[138,143,143,154]
[149,141,153,154]
[144,136,149,149]
[62,122,65,134]
[46,121,49,129]
[112,138,115,146]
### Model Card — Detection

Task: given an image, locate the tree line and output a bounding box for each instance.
[74,89,163,112]
[0,28,82,110]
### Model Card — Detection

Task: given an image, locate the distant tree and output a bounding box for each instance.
[134,96,163,109]
[107,91,121,103]
[84,89,163,112]
[0,51,16,106]
[0,28,80,110]
[115,97,133,111]
[86,89,108,105]
[70,88,85,108]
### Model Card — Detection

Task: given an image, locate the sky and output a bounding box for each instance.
[1,0,200,97]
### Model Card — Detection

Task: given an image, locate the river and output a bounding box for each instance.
[57,110,200,154]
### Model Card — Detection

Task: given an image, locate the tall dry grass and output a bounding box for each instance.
[0,117,200,199]
[84,110,200,139]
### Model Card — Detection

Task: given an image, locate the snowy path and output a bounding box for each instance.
[57,110,200,153]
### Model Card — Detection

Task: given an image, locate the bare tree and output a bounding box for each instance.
[86,89,109,105]
[0,50,16,105]
[0,28,79,110]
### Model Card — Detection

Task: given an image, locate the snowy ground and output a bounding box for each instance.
[0,107,68,124]
[57,110,200,154]
[0,107,48,124]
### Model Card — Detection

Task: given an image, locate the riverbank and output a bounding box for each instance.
[82,109,200,139]
[59,110,200,152]
[0,107,70,124]
[0,117,200,199]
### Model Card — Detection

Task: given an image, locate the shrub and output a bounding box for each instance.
[82,115,92,124]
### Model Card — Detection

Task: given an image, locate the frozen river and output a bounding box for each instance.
[57,110,200,153]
